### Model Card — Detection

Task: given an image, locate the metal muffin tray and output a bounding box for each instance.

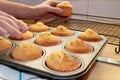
[0,27,107,79]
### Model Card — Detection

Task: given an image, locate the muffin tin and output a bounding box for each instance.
[0,27,107,79]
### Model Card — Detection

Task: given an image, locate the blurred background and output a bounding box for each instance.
[9,0,120,24]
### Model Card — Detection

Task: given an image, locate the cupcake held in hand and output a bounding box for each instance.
[57,1,73,17]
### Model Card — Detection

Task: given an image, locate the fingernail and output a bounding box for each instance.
[18,20,28,31]
[22,26,28,32]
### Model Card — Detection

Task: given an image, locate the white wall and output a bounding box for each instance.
[89,0,120,19]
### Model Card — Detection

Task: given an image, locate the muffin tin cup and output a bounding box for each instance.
[0,27,107,79]
[0,40,15,55]
[42,54,85,75]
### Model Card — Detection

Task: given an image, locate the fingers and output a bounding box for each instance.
[49,0,61,7]
[0,10,28,32]
[0,10,28,38]
[7,16,28,32]
[48,7,63,14]
[0,16,20,30]
[16,20,28,32]
[0,27,7,36]
[0,20,22,39]
[43,0,63,15]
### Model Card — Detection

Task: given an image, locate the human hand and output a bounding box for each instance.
[0,10,28,39]
[31,0,65,19]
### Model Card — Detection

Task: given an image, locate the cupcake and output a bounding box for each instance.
[11,41,42,61]
[65,38,93,53]
[9,31,33,40]
[0,36,12,51]
[78,28,102,42]
[46,51,81,72]
[35,32,61,46]
[29,22,49,32]
[57,1,73,17]
[51,25,73,36]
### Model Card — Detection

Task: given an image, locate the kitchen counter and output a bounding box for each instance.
[77,44,120,80]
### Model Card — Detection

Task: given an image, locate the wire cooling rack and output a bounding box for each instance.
[41,19,120,46]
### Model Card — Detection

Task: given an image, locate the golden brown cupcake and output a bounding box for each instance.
[0,36,12,51]
[11,41,42,61]
[57,1,73,17]
[29,22,49,32]
[35,32,61,46]
[51,25,73,36]
[46,51,81,72]
[65,38,93,53]
[9,31,33,40]
[78,29,102,42]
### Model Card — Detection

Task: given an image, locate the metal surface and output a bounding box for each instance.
[115,39,120,53]
[96,56,120,65]
[0,27,107,79]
